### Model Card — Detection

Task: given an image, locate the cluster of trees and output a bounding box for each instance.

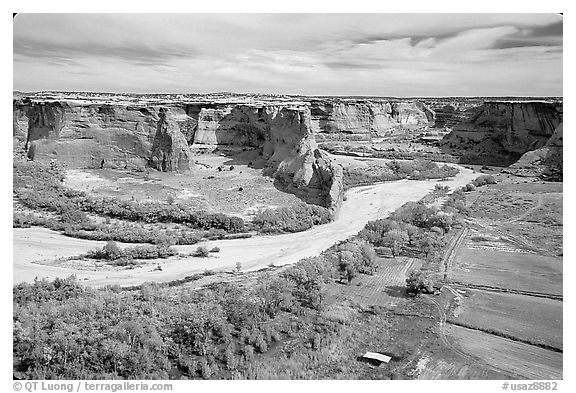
[360,217,445,259]
[84,241,176,262]
[442,189,468,215]
[359,201,456,259]
[343,159,459,188]
[387,159,459,180]
[13,249,348,380]
[13,159,246,234]
[13,211,204,245]
[333,240,378,284]
[252,203,333,233]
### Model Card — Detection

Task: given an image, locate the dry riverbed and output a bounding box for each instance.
[13,165,476,287]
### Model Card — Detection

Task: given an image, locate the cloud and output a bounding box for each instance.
[12,13,563,96]
[492,20,563,49]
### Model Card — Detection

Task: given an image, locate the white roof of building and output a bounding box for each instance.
[363,352,391,363]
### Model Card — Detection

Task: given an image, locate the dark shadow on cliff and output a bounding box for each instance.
[436,137,523,167]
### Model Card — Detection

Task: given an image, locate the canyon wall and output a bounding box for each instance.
[507,122,563,180]
[13,99,344,209]
[309,100,434,137]
[439,101,562,164]
[14,100,190,171]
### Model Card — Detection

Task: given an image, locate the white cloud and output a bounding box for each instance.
[13,13,562,96]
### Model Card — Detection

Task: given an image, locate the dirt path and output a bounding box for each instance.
[13,165,476,287]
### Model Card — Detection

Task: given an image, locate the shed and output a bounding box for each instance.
[362,352,392,366]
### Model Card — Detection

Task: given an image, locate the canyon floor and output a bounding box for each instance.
[13,163,476,286]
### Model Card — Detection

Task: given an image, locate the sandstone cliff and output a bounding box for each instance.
[184,103,344,209]
[14,99,345,209]
[507,123,563,180]
[14,101,190,170]
[309,100,434,137]
[439,100,563,168]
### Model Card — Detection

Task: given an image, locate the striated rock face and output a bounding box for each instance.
[185,103,344,209]
[14,99,345,209]
[507,123,563,180]
[15,101,191,171]
[439,100,563,167]
[309,100,434,136]
[149,108,193,171]
[425,99,484,129]
[263,106,344,209]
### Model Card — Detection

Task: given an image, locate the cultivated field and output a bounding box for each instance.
[325,256,424,307]
[437,178,563,381]
[446,325,562,380]
[416,358,511,380]
[449,289,562,350]
[449,247,562,295]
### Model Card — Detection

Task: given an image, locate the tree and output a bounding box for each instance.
[381,229,409,257]
[337,250,357,284]
[412,230,445,259]
[427,212,453,234]
[406,270,436,295]
[104,241,122,260]
[358,241,378,275]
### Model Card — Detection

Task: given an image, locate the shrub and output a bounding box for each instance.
[193,246,210,258]
[434,184,450,193]
[472,174,497,187]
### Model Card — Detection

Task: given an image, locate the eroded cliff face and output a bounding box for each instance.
[263,106,344,209]
[309,100,434,137]
[150,108,193,171]
[14,101,190,170]
[439,101,563,167]
[13,99,344,209]
[185,103,344,208]
[507,123,563,180]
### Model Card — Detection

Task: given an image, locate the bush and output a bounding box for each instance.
[193,246,210,258]
[472,174,496,187]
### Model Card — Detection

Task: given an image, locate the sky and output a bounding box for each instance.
[12,13,563,96]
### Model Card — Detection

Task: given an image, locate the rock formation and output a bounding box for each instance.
[13,98,345,209]
[439,100,563,168]
[426,100,482,129]
[507,123,563,180]
[309,100,434,137]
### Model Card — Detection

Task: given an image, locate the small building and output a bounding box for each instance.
[361,352,392,367]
